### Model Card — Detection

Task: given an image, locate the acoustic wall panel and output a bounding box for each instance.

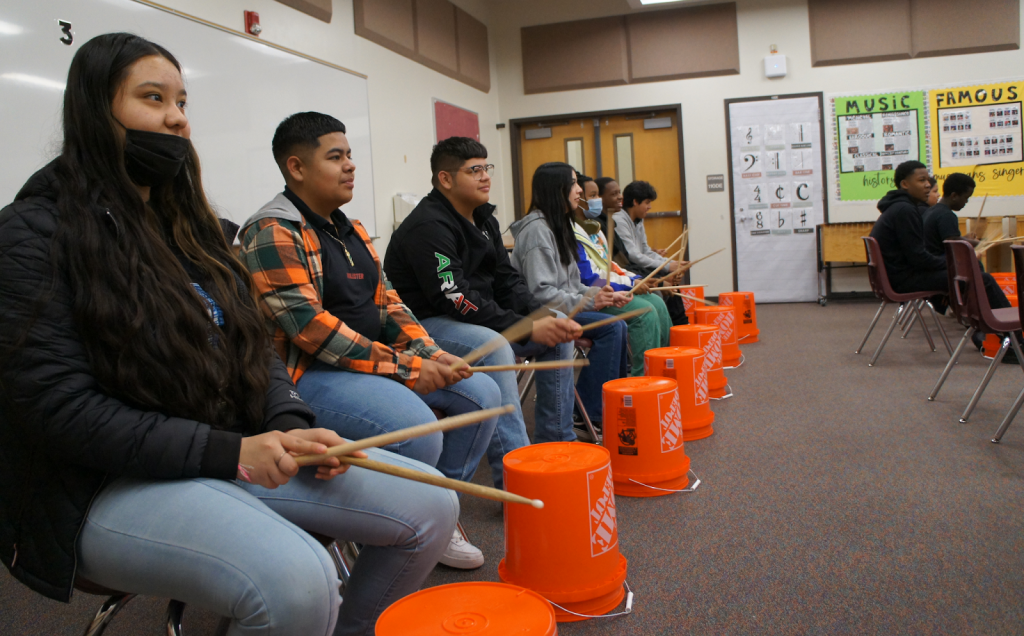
[626,3,740,82]
[910,0,1019,58]
[456,7,491,92]
[275,0,332,23]
[353,0,416,58]
[521,16,629,94]
[808,0,912,66]
[415,0,458,75]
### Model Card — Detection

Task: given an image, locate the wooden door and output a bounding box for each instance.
[519,119,598,214]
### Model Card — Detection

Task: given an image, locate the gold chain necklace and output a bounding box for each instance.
[323,227,355,266]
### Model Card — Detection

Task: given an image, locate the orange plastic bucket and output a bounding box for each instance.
[695,306,742,368]
[719,291,760,343]
[983,282,1019,357]
[680,285,705,324]
[499,443,627,622]
[602,376,692,497]
[670,324,729,399]
[375,581,558,635]
[643,346,714,441]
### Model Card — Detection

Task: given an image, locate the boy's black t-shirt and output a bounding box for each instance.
[922,202,961,258]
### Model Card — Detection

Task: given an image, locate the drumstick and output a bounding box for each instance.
[977,234,1024,248]
[568,288,598,319]
[673,292,718,306]
[976,233,1007,256]
[635,246,685,287]
[470,359,589,373]
[294,405,514,467]
[676,248,726,274]
[606,214,616,282]
[975,193,989,221]
[578,306,651,332]
[659,229,686,256]
[334,455,544,508]
[450,305,552,371]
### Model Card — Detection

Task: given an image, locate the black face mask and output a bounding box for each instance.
[120,126,191,187]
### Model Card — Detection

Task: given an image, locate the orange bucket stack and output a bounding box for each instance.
[679,285,705,324]
[602,376,693,497]
[984,273,1019,357]
[499,443,627,622]
[375,582,557,635]
[695,305,743,368]
[670,324,730,400]
[718,291,760,343]
[643,346,714,441]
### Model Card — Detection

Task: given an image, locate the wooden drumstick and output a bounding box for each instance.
[568,288,598,319]
[578,306,651,332]
[676,247,726,274]
[335,455,544,508]
[294,405,515,467]
[975,193,989,221]
[470,359,589,373]
[673,292,718,306]
[606,213,616,283]
[635,246,685,287]
[450,305,552,371]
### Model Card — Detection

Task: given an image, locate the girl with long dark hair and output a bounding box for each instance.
[510,162,629,430]
[0,33,456,636]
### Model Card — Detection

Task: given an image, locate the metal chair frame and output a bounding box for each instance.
[992,244,1024,442]
[516,340,601,443]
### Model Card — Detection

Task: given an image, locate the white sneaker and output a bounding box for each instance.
[439,527,485,569]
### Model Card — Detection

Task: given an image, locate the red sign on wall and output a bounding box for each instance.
[434,99,480,142]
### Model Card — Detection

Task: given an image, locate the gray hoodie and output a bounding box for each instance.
[613,209,669,271]
[510,210,595,314]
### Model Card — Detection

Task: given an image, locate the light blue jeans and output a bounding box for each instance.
[419,316,575,488]
[572,311,628,422]
[295,361,499,483]
[76,448,458,636]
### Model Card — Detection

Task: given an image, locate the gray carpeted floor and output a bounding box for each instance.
[4,301,1024,635]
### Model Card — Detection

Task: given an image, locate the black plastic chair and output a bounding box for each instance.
[991,245,1024,442]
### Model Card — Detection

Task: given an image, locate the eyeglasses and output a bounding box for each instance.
[453,164,495,181]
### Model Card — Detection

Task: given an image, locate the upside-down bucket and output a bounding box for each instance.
[643,346,714,441]
[984,274,1019,357]
[602,376,692,497]
[680,285,706,324]
[375,581,558,635]
[499,443,627,622]
[718,291,760,343]
[670,324,730,399]
[695,305,742,368]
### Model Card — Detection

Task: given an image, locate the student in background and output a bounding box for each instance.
[383,137,582,469]
[923,173,978,255]
[574,174,672,375]
[0,33,456,636]
[511,163,629,428]
[926,174,940,207]
[613,181,683,274]
[595,176,628,263]
[240,113,498,569]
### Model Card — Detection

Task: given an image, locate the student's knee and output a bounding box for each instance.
[390,430,443,467]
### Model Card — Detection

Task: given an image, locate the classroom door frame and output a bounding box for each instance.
[509,104,687,231]
[723,92,830,292]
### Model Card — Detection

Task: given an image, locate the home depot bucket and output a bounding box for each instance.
[695,305,742,368]
[499,443,627,622]
[670,324,730,399]
[602,376,693,497]
[643,346,714,441]
[984,275,1019,357]
[680,285,706,324]
[375,582,558,635]
[719,291,760,343]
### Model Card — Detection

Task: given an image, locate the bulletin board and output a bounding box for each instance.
[928,80,1024,196]
[433,98,480,142]
[828,90,929,202]
[725,92,829,303]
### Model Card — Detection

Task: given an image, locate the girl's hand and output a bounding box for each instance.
[285,428,368,481]
[593,285,617,310]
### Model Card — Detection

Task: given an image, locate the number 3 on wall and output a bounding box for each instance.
[58,19,73,45]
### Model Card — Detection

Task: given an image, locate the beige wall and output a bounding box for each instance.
[489,0,1024,294]
[152,0,502,247]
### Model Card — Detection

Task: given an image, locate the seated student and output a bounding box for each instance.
[613,181,683,274]
[383,137,582,469]
[510,163,629,425]
[0,33,456,636]
[872,162,1014,357]
[240,113,498,568]
[574,174,672,375]
[923,172,979,255]
[926,174,940,208]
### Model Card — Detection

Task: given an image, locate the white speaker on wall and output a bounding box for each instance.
[764,54,787,79]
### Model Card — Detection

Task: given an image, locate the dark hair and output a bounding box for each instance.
[595,177,616,195]
[431,136,488,186]
[272,111,346,176]
[943,172,976,197]
[529,162,579,266]
[577,174,594,189]
[623,181,657,209]
[893,161,927,189]
[50,33,270,431]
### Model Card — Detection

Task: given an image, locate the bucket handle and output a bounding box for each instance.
[627,469,701,494]
[547,581,635,619]
[724,354,745,370]
[710,383,734,400]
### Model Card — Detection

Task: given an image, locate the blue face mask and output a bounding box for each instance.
[583,197,603,219]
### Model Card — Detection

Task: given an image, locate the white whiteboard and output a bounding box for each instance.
[727,95,826,303]
[0,0,376,236]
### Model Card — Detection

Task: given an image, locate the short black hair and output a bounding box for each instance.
[927,175,937,187]
[431,136,488,185]
[622,181,657,209]
[943,172,977,197]
[893,160,927,189]
[577,173,594,188]
[595,177,616,195]
[272,112,346,175]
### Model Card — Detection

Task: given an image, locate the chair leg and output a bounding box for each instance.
[868,307,903,366]
[82,594,137,636]
[1010,333,1024,375]
[518,368,536,404]
[926,301,953,356]
[897,302,913,327]
[914,303,937,352]
[166,600,185,636]
[992,383,1024,443]
[929,327,974,401]
[573,387,601,443]
[900,300,920,338]
[856,301,888,354]
[961,336,1010,423]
